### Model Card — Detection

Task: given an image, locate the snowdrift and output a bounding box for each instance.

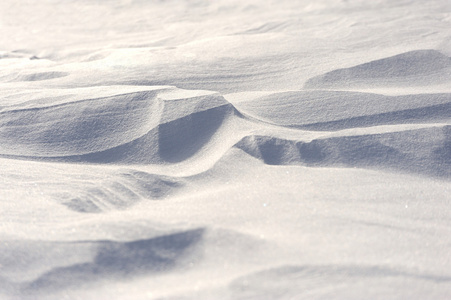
[1,1,451,299]
[0,86,236,163]
[304,50,451,89]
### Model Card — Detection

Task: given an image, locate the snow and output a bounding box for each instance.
[1,0,451,299]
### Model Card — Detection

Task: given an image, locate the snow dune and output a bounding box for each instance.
[2,85,449,179]
[304,50,451,89]
[1,0,451,299]
[0,86,233,162]
[236,125,451,177]
[232,90,451,129]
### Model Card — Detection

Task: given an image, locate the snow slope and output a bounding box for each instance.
[1,0,451,299]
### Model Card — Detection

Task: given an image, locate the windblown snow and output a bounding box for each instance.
[1,0,450,299]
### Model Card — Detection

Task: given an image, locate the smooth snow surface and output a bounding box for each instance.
[1,0,451,299]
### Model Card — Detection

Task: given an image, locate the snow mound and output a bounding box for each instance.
[236,125,451,177]
[0,228,205,293]
[0,86,236,163]
[233,90,451,130]
[0,226,270,295]
[304,50,451,88]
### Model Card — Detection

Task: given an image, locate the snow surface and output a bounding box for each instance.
[1,0,451,299]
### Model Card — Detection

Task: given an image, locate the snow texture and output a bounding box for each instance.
[1,0,451,299]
